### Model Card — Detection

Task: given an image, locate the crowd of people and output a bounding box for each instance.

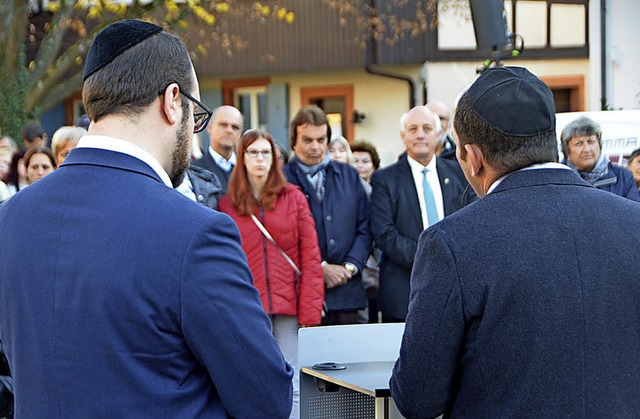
[1,18,639,419]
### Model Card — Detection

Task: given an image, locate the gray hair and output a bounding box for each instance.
[560,116,602,157]
[400,107,442,134]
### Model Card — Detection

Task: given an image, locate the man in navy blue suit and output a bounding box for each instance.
[0,20,292,418]
[370,106,469,322]
[391,66,640,417]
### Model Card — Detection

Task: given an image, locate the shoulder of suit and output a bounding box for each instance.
[372,158,406,179]
[436,156,464,175]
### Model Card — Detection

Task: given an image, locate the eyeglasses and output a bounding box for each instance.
[158,84,213,134]
[181,91,212,134]
[245,149,273,159]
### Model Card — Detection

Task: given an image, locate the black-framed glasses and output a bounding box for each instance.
[181,91,212,134]
[158,85,213,134]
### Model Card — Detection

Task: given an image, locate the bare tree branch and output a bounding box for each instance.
[1,0,29,76]
[28,0,76,88]
[36,70,84,113]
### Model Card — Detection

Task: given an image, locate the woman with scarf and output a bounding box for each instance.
[561,116,640,201]
[218,129,324,419]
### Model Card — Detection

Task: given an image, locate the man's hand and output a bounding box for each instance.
[322,263,352,289]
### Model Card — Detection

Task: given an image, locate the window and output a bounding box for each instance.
[234,87,267,131]
[300,85,355,141]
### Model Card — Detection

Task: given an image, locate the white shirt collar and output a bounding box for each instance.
[406,154,437,173]
[487,162,572,194]
[208,146,236,172]
[76,134,173,188]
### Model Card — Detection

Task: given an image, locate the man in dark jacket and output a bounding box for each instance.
[283,105,372,325]
[391,66,640,417]
[370,106,469,322]
[0,20,292,418]
[192,105,243,194]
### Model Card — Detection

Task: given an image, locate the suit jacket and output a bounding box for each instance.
[192,149,233,194]
[391,168,640,418]
[370,156,469,320]
[0,147,293,418]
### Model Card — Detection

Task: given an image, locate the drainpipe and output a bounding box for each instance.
[364,0,416,109]
[600,0,607,110]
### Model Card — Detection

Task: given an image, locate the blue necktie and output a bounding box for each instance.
[421,168,440,227]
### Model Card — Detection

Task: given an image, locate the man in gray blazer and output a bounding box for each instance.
[391,66,640,417]
[370,106,469,322]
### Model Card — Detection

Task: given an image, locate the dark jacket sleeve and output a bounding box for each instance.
[618,167,640,202]
[370,170,417,268]
[343,176,372,273]
[180,212,293,418]
[390,228,464,418]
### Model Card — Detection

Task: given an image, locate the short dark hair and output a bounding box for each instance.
[629,147,640,165]
[289,105,332,149]
[454,92,558,177]
[560,116,602,157]
[21,121,46,143]
[82,31,194,123]
[350,140,381,170]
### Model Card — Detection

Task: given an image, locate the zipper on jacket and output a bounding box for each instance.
[260,207,274,316]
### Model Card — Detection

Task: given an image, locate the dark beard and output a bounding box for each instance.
[169,110,192,188]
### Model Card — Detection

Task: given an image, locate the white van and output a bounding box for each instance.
[555,110,640,164]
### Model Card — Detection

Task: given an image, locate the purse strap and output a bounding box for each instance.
[251,214,301,276]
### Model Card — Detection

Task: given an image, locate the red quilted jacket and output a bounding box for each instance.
[219,183,325,325]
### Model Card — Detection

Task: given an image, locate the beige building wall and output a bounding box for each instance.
[425,59,590,110]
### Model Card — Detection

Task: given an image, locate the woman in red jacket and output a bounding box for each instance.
[218,129,324,419]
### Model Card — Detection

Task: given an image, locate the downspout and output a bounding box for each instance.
[600,0,607,110]
[364,0,416,109]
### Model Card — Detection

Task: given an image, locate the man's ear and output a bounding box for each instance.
[464,143,485,177]
[160,83,182,126]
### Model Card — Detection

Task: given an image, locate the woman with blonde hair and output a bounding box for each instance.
[51,126,87,166]
[328,135,352,164]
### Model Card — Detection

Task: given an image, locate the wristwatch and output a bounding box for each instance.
[343,262,358,276]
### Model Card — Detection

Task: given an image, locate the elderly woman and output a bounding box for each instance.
[328,135,352,164]
[350,140,380,187]
[350,140,382,322]
[219,129,324,419]
[627,148,640,192]
[51,126,87,166]
[561,116,640,201]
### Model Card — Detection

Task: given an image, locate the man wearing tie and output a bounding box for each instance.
[193,105,243,194]
[370,106,470,322]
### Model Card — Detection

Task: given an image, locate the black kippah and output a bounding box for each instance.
[466,66,556,136]
[83,20,163,81]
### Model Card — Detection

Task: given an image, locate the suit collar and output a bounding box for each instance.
[493,167,591,194]
[75,135,172,187]
[61,147,166,185]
